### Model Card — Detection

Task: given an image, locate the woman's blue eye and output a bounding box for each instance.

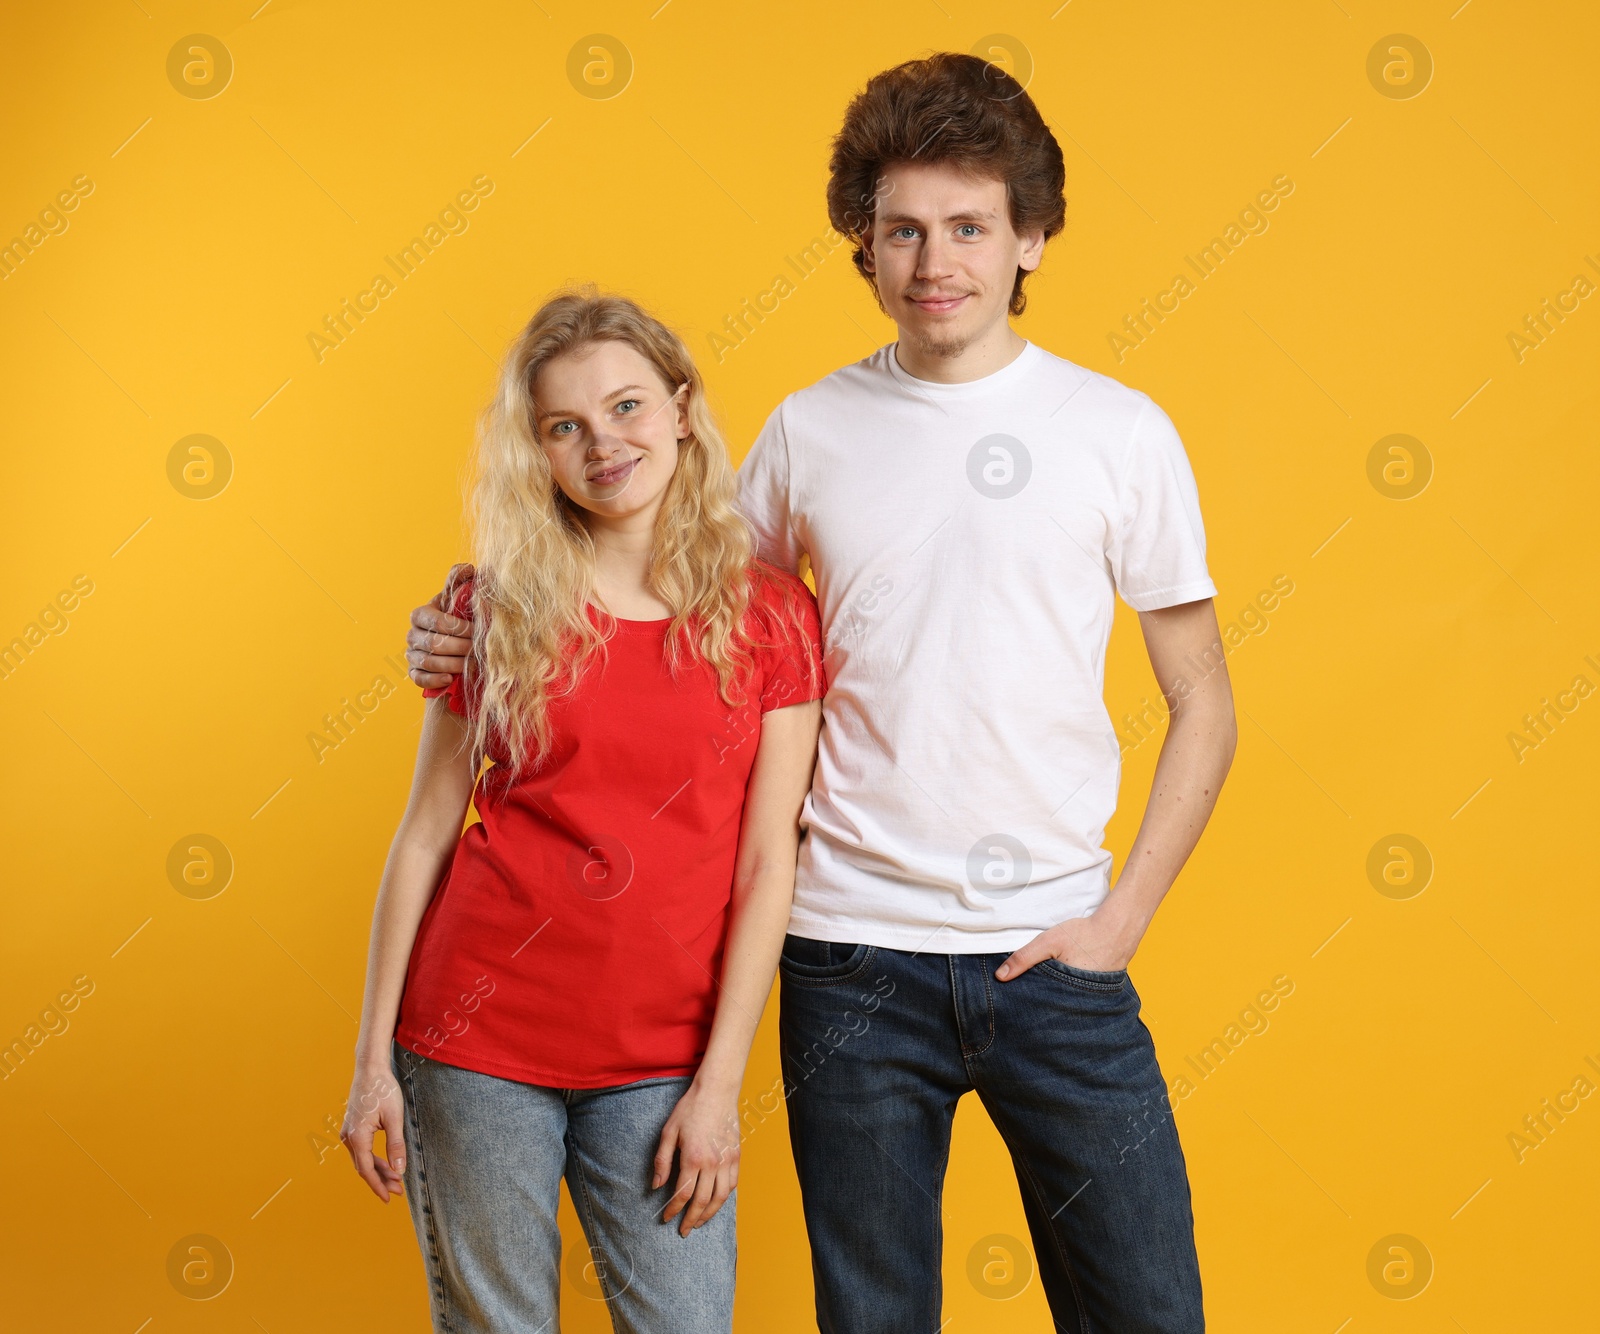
[551,421,577,436]
[616,399,641,414]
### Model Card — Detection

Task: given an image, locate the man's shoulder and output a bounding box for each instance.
[1023,343,1157,425]
[757,341,1166,438]
[768,345,891,419]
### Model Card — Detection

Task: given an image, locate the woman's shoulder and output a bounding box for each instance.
[742,560,822,668]
[742,560,826,700]
[746,559,816,611]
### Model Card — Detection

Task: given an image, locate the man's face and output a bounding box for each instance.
[862,161,1044,362]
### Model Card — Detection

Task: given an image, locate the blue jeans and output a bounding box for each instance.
[390,1041,736,1333]
[777,937,1204,1333]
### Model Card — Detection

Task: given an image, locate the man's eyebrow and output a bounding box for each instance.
[535,384,652,421]
[877,209,999,226]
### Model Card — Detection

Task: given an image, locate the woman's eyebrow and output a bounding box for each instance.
[535,385,653,422]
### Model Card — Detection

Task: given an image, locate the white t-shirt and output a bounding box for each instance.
[736,340,1218,953]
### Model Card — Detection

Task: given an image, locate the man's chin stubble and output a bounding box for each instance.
[906,326,972,360]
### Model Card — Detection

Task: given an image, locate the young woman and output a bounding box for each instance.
[340,290,824,1334]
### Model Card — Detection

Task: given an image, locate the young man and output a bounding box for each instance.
[408,53,1233,1333]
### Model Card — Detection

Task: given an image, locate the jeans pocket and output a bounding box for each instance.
[1036,958,1129,992]
[778,933,875,986]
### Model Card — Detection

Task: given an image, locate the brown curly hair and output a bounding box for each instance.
[827,52,1067,317]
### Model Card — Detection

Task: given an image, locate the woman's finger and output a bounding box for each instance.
[652,1121,680,1191]
[341,1119,384,1199]
[376,1099,407,1199]
[696,1163,735,1228]
[662,1164,697,1224]
[680,1161,718,1236]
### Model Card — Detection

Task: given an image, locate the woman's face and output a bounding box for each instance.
[532,340,688,526]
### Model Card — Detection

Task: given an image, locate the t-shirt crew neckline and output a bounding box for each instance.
[884,338,1043,398]
[588,605,671,629]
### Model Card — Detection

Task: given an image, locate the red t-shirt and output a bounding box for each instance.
[394,565,825,1088]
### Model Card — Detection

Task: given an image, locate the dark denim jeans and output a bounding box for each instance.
[778,935,1204,1333]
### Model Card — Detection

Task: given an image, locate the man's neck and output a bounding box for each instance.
[892,318,1026,384]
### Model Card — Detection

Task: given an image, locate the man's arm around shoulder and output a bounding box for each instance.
[406,562,475,690]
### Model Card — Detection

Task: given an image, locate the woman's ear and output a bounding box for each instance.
[674,382,691,441]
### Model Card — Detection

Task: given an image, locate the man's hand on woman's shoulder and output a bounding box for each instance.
[406,562,476,689]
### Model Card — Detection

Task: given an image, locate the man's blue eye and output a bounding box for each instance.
[959,225,980,237]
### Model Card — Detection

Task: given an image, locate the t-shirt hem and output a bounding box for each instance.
[392,1030,700,1090]
[783,913,1093,956]
[1121,577,1218,612]
[761,679,827,714]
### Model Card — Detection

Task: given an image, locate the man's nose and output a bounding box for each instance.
[915,239,953,280]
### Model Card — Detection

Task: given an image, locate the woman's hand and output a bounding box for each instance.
[340,1059,407,1202]
[653,1076,741,1237]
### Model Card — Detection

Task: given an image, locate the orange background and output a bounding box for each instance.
[2,1,1597,1329]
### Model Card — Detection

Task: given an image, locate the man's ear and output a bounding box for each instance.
[860,223,877,275]
[1018,227,1046,273]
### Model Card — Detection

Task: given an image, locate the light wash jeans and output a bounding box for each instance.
[391,1040,736,1333]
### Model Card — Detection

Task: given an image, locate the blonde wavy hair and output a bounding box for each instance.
[461,288,790,776]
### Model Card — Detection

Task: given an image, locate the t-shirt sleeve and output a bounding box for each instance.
[756,575,827,714]
[736,404,803,574]
[419,576,476,717]
[1108,397,1219,612]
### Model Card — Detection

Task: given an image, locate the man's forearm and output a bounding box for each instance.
[1100,693,1237,938]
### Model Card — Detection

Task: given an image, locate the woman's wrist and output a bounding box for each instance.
[353,1028,396,1071]
[691,1056,746,1099]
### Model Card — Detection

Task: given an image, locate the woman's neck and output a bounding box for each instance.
[587,509,672,620]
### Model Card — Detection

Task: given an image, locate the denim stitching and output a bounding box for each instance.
[1036,958,1129,993]
[563,1121,624,1314]
[975,961,997,1057]
[928,1112,955,1334]
[1013,1150,1091,1334]
[950,957,998,1061]
[400,1053,456,1333]
[777,945,877,989]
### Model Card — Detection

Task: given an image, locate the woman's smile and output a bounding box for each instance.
[586,455,639,488]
